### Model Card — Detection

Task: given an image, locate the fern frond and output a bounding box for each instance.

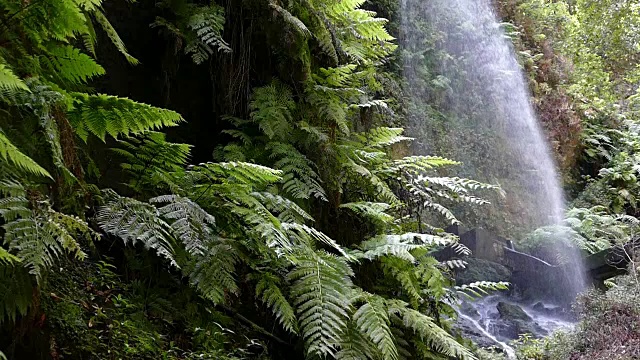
[251,192,314,223]
[69,93,184,141]
[288,250,354,357]
[97,190,177,267]
[0,264,32,324]
[92,10,139,64]
[0,64,29,96]
[455,281,509,300]
[256,272,298,334]
[340,202,394,224]
[187,240,238,304]
[335,321,379,360]
[3,206,89,282]
[283,222,351,259]
[388,301,476,360]
[186,4,230,62]
[44,45,105,84]
[151,194,215,256]
[267,142,327,201]
[194,162,282,187]
[362,127,413,148]
[0,132,51,178]
[354,295,398,360]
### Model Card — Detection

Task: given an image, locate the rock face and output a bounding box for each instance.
[493,302,548,340]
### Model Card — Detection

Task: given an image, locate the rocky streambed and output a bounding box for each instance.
[452,257,576,355]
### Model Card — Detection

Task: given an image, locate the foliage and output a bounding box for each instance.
[0,0,511,358]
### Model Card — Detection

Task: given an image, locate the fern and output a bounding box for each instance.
[187,240,238,304]
[354,294,398,360]
[0,131,51,178]
[388,301,476,360]
[1,195,90,282]
[267,142,327,201]
[97,190,177,267]
[335,322,379,360]
[44,45,105,84]
[0,64,29,97]
[186,4,231,63]
[251,192,314,223]
[0,264,32,324]
[113,132,191,192]
[255,272,298,334]
[455,281,510,300]
[92,10,140,65]
[288,249,354,357]
[340,202,394,224]
[151,194,215,256]
[250,83,295,140]
[69,93,184,141]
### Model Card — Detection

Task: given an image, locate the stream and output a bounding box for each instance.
[456,295,575,358]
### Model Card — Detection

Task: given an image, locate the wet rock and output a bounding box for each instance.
[532,301,546,312]
[494,302,548,340]
[497,302,531,321]
[460,301,480,319]
[454,316,500,348]
[455,258,512,285]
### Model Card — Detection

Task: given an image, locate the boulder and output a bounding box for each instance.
[493,302,548,340]
[497,302,531,321]
[455,258,512,285]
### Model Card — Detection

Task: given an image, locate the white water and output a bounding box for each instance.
[458,295,575,358]
[400,0,586,300]
[458,312,516,359]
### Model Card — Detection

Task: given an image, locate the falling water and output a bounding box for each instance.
[400,0,586,302]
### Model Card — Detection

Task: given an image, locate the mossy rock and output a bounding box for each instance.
[456,258,512,285]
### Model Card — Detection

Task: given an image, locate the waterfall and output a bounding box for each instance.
[400,0,586,300]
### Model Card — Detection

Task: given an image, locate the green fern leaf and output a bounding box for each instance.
[0,64,29,96]
[97,190,177,267]
[288,250,354,357]
[354,295,398,360]
[256,272,298,334]
[0,132,51,178]
[92,10,139,65]
[44,45,105,84]
[69,93,184,142]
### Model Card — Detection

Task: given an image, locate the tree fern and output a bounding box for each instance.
[288,249,354,357]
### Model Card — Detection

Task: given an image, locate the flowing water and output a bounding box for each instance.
[400,0,588,350]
